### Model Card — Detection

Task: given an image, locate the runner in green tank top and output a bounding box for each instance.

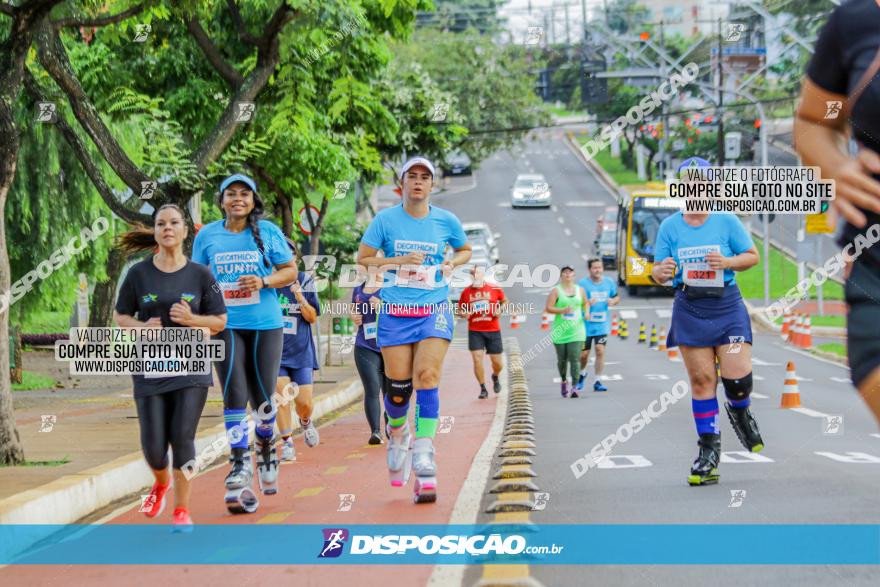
[544,265,588,398]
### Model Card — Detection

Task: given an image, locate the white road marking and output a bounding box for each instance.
[644,374,669,380]
[790,407,830,418]
[619,310,639,319]
[599,374,623,381]
[814,452,880,464]
[581,254,590,260]
[595,455,652,469]
[551,205,558,212]
[830,377,850,383]
[871,434,880,439]
[557,217,565,224]
[752,358,782,366]
[563,228,572,236]
[721,451,775,463]
[572,242,581,249]
[752,375,765,381]
[497,202,511,207]
[655,309,672,318]
[751,392,769,398]
[564,201,606,207]
[772,341,851,369]
[795,376,814,382]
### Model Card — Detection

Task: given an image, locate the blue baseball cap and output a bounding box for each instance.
[676,157,711,179]
[219,173,258,194]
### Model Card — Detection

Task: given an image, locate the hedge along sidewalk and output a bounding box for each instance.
[0,361,364,526]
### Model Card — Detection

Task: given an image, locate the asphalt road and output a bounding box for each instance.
[433,130,878,587]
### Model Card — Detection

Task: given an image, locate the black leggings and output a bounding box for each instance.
[135,386,208,470]
[354,345,386,434]
[214,328,283,426]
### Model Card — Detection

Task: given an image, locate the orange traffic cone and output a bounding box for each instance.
[540,313,550,331]
[780,311,793,340]
[611,313,619,336]
[510,315,526,330]
[780,361,801,408]
[788,313,802,346]
[800,314,812,348]
[667,347,679,361]
[658,325,667,351]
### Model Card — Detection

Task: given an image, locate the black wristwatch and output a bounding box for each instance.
[261,276,270,289]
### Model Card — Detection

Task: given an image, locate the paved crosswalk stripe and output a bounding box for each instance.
[790,407,830,418]
[721,451,774,463]
[751,392,769,399]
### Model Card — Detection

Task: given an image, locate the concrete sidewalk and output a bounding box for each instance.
[0,347,507,587]
[0,347,364,523]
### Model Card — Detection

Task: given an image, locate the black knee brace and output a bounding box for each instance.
[721,373,753,401]
[387,378,413,407]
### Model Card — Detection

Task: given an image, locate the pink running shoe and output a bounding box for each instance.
[141,482,169,518]
[172,507,193,533]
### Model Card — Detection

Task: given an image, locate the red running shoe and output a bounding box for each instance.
[172,507,193,533]
[140,482,169,518]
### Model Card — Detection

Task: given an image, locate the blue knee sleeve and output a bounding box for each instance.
[224,409,249,449]
[416,387,439,419]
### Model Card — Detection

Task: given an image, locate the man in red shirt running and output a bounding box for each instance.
[458,265,507,399]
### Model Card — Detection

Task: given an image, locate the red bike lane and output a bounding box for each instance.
[2,348,499,587]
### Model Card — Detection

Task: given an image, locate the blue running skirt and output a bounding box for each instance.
[667,284,752,348]
[377,305,455,347]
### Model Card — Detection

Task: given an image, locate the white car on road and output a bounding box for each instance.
[511,173,551,208]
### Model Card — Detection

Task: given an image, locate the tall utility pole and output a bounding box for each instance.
[565,3,571,45]
[581,0,587,42]
[717,18,725,166]
[550,3,556,45]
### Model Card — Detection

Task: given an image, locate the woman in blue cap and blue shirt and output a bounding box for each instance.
[652,157,764,486]
[357,156,472,503]
[192,173,298,512]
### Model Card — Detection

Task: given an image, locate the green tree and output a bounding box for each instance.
[393,28,551,167]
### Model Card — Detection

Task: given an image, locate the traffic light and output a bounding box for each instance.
[580,58,607,105]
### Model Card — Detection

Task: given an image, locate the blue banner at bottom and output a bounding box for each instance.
[1,524,878,565]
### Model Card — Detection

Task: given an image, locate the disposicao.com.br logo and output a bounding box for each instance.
[319,529,561,557]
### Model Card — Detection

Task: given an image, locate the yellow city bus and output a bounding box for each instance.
[615,189,685,296]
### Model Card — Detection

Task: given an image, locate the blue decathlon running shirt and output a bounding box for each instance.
[192,219,293,329]
[360,204,467,307]
[578,276,618,336]
[276,272,321,369]
[654,212,754,288]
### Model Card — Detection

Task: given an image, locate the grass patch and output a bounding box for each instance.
[816,342,846,357]
[12,371,57,391]
[0,456,71,468]
[738,238,844,301]
[774,314,846,328]
[19,310,68,334]
[591,148,643,185]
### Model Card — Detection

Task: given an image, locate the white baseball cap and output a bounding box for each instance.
[400,156,435,179]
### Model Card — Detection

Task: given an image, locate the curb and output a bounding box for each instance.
[0,378,363,529]
[743,299,846,338]
[473,337,545,587]
[564,132,621,202]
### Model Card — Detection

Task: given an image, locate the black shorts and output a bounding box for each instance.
[583,335,608,350]
[845,255,880,387]
[468,330,503,354]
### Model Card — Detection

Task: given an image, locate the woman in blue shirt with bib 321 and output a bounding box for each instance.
[652,157,763,487]
[192,173,298,513]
